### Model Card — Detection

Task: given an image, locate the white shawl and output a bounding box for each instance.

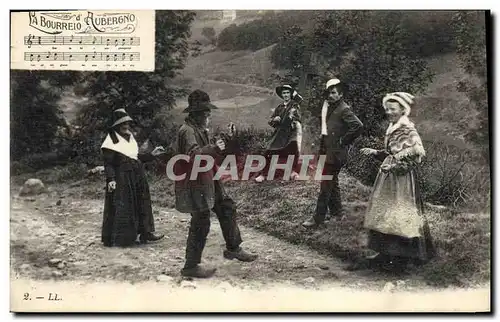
[101,131,139,160]
[321,100,329,135]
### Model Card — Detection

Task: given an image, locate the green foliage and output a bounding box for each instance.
[419,140,490,210]
[74,11,195,136]
[217,22,280,51]
[272,11,436,137]
[10,71,78,160]
[212,125,272,156]
[452,11,488,152]
[344,135,385,186]
[217,11,319,51]
[420,211,490,287]
[11,10,196,170]
[201,26,217,45]
[398,11,457,58]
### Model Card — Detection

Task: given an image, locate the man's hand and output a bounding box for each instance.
[272,116,281,123]
[216,138,226,151]
[108,181,116,192]
[360,148,378,156]
[151,146,166,156]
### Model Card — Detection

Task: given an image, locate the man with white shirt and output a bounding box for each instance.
[302,79,364,228]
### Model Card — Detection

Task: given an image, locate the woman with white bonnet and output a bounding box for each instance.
[355,92,436,273]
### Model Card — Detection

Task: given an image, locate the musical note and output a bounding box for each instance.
[23,35,141,46]
[26,34,33,48]
[23,51,140,62]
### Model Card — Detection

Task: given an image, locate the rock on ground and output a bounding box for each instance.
[19,178,46,196]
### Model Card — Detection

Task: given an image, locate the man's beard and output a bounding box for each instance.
[327,97,340,105]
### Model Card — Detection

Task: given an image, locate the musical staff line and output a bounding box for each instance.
[24,35,141,47]
[24,51,140,62]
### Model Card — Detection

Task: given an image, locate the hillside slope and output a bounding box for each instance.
[182,45,277,86]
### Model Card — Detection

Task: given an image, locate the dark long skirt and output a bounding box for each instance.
[102,160,155,247]
[367,222,435,263]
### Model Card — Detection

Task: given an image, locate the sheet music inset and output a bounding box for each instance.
[10,10,155,71]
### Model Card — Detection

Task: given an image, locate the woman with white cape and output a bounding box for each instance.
[100,109,166,247]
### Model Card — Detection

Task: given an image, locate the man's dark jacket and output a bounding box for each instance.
[321,100,364,165]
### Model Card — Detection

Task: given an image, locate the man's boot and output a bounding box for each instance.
[181,265,217,278]
[223,247,258,262]
[302,217,326,228]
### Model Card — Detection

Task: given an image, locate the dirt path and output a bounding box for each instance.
[11,190,421,292]
[9,188,492,312]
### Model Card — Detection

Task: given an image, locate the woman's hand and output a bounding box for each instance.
[108,181,116,192]
[360,148,378,156]
[380,164,393,173]
[151,146,166,156]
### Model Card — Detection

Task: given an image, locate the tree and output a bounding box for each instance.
[269,11,438,185]
[272,11,435,137]
[452,11,488,154]
[74,11,195,146]
[201,26,216,45]
[10,70,78,160]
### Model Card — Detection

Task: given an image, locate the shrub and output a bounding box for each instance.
[419,140,490,210]
[201,26,217,45]
[217,11,319,51]
[344,135,385,186]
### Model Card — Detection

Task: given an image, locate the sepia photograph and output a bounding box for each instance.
[8,6,491,313]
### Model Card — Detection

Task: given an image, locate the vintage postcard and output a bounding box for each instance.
[9,9,491,313]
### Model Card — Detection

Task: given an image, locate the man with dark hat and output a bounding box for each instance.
[255,84,303,182]
[302,78,364,228]
[174,89,258,278]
